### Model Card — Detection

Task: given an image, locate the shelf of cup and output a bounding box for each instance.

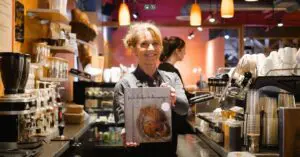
[27,9,70,23]
[39,77,68,82]
[49,45,75,54]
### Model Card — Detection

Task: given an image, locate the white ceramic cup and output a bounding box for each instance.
[282,47,294,64]
[110,67,121,83]
[103,68,111,83]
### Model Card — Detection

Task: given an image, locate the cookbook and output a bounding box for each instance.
[124,87,172,143]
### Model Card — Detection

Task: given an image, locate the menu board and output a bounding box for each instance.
[0,0,13,52]
[124,87,172,143]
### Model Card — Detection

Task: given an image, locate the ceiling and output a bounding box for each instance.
[92,0,300,27]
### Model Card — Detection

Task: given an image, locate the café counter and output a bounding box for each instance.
[39,116,92,157]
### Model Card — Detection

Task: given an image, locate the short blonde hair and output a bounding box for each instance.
[123,22,162,48]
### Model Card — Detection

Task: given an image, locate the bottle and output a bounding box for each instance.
[110,127,115,144]
[58,104,63,124]
[94,127,98,140]
[224,118,242,151]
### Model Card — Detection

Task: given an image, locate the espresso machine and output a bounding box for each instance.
[0,52,41,150]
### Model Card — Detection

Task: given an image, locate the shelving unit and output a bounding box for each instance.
[27,9,70,23]
[250,76,300,94]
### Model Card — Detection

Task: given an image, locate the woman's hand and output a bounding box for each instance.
[160,83,176,107]
[121,128,139,147]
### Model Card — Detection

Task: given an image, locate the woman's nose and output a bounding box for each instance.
[147,43,155,50]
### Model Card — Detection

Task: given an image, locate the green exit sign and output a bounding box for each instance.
[144,4,156,10]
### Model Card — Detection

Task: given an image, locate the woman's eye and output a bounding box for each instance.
[141,42,149,47]
[152,42,159,47]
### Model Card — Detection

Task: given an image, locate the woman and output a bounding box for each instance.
[158,37,195,135]
[113,22,189,157]
[159,36,194,100]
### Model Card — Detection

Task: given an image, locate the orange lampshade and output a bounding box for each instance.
[221,0,234,18]
[190,3,202,26]
[118,2,130,26]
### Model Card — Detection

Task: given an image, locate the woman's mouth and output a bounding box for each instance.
[145,53,157,57]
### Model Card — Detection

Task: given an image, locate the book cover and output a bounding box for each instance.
[124,87,172,143]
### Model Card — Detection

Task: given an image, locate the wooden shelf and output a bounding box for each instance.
[27,9,70,23]
[49,45,75,54]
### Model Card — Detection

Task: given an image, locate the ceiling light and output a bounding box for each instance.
[190,1,202,26]
[118,1,130,26]
[191,33,195,38]
[188,32,195,40]
[277,22,283,27]
[224,34,230,39]
[209,17,216,23]
[132,12,139,20]
[221,0,234,18]
[245,0,258,2]
[197,27,203,31]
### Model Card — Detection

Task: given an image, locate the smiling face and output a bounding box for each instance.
[133,29,162,68]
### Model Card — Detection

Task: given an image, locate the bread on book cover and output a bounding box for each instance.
[124,87,172,143]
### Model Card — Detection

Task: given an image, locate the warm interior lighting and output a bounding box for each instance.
[277,22,283,27]
[197,27,203,31]
[132,12,139,19]
[118,1,130,26]
[221,0,234,18]
[206,42,214,78]
[190,2,202,26]
[224,34,230,39]
[188,32,195,40]
[209,17,216,23]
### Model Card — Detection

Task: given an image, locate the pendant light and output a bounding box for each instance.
[221,0,234,18]
[118,0,131,26]
[190,0,202,26]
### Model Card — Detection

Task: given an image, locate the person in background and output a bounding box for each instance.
[113,22,189,157]
[158,36,194,100]
[158,36,195,135]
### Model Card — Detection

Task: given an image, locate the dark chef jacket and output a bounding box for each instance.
[113,66,189,125]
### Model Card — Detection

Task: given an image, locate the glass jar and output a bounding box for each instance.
[224,118,242,151]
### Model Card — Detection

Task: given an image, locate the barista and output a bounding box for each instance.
[158,36,195,135]
[158,36,194,100]
[113,22,189,157]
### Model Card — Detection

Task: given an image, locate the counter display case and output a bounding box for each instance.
[73,81,124,149]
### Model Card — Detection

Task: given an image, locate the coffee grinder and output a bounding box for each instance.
[0,52,40,149]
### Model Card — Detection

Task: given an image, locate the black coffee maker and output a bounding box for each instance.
[0,52,39,149]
